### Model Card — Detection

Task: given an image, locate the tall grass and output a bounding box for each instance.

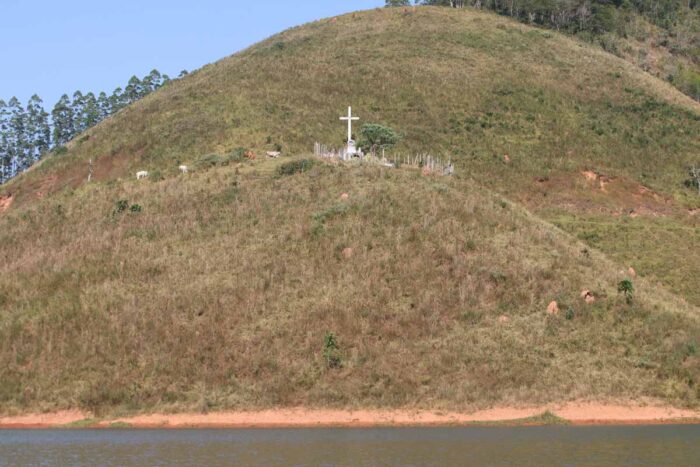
[0,161,697,414]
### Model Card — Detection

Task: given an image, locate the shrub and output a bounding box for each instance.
[150,170,164,182]
[565,307,575,320]
[226,147,248,164]
[197,153,222,168]
[129,204,142,213]
[323,332,342,369]
[618,279,634,304]
[114,200,129,214]
[312,203,348,224]
[277,159,315,176]
[358,123,401,155]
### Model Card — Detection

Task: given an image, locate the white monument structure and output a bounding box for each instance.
[340,106,359,156]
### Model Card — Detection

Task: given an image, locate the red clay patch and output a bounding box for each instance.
[524,170,678,218]
[0,193,14,213]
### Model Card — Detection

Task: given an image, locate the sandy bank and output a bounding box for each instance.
[1,404,699,429]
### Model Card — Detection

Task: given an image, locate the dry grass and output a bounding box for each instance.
[2,7,698,307]
[0,160,698,414]
[0,7,699,415]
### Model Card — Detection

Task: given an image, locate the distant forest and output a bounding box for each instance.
[392,0,700,100]
[0,69,188,184]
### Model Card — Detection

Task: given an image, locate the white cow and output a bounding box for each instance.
[136,171,149,180]
[179,165,188,174]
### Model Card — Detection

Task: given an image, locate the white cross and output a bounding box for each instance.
[339,106,359,143]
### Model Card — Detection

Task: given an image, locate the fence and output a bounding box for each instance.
[314,142,454,176]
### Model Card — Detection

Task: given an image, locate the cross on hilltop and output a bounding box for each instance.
[340,106,359,156]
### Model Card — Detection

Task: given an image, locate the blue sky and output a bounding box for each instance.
[1,0,383,107]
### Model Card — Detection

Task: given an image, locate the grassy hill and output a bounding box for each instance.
[0,6,698,414]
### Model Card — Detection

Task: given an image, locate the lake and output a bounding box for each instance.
[1,425,699,466]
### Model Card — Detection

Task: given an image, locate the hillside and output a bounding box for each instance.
[421,1,700,102]
[0,7,698,414]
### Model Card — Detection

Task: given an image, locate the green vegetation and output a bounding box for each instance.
[467,410,570,426]
[0,70,175,183]
[618,279,635,304]
[323,332,342,369]
[359,123,402,154]
[418,1,700,101]
[0,8,698,416]
[277,158,316,176]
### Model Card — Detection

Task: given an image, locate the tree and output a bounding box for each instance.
[81,92,101,129]
[359,123,402,155]
[97,91,111,119]
[123,76,143,103]
[386,0,412,6]
[109,87,125,114]
[8,97,29,172]
[26,95,50,162]
[72,91,86,133]
[2,66,171,184]
[421,0,465,7]
[51,94,75,146]
[0,100,10,182]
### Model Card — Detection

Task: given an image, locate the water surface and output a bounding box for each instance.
[1,425,699,466]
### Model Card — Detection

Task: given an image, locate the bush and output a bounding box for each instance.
[323,332,341,369]
[358,123,401,154]
[149,169,164,182]
[114,200,129,214]
[565,307,575,320]
[197,153,223,168]
[129,204,142,213]
[618,279,634,304]
[312,203,348,224]
[226,147,248,163]
[277,159,315,176]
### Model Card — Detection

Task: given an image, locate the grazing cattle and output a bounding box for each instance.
[136,171,149,180]
[179,165,188,174]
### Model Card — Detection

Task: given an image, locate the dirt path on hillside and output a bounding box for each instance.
[1,403,698,428]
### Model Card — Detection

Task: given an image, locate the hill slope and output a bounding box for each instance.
[5,6,700,305]
[1,163,698,412]
[0,7,698,414]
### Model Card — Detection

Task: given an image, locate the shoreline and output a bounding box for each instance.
[1,403,699,429]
